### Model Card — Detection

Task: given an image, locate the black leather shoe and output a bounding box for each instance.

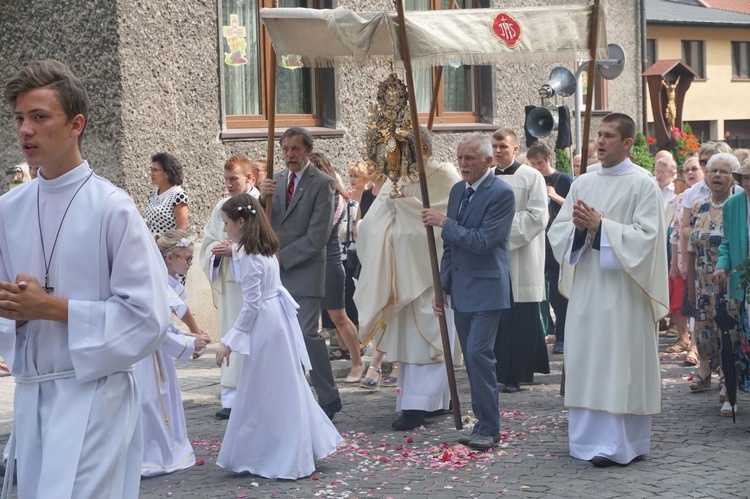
[425,408,450,417]
[425,403,452,418]
[590,456,622,468]
[215,407,231,419]
[467,434,496,450]
[321,396,343,420]
[391,410,426,430]
[502,383,521,393]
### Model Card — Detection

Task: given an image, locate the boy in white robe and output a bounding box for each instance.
[0,60,169,498]
[548,113,668,468]
[199,155,260,418]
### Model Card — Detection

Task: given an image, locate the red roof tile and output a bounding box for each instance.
[699,0,750,15]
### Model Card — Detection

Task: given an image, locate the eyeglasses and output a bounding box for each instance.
[684,167,700,172]
[175,255,193,264]
[150,168,164,173]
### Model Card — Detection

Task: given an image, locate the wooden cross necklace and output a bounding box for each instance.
[36,171,94,293]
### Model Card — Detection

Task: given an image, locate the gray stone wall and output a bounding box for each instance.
[0,0,642,232]
[0,0,123,187]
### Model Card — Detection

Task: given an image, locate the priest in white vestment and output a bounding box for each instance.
[490,129,549,393]
[199,155,260,418]
[548,113,668,467]
[0,60,169,498]
[355,127,460,431]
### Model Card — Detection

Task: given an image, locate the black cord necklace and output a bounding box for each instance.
[36,171,94,293]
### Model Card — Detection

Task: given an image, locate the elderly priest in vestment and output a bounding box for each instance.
[548,113,668,468]
[355,127,460,431]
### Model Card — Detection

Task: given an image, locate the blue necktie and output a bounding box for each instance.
[458,187,475,220]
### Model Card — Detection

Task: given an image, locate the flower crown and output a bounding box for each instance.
[237,205,256,215]
[176,236,196,248]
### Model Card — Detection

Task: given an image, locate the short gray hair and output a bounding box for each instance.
[699,141,732,158]
[418,125,433,156]
[655,157,677,173]
[458,133,492,160]
[707,152,740,173]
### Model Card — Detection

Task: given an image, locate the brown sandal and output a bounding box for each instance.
[665,340,689,353]
[684,349,698,366]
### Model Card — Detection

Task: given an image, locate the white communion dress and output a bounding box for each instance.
[216,251,342,479]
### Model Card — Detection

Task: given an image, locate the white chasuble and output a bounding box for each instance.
[354,159,460,365]
[548,159,668,417]
[199,197,244,389]
[0,162,169,498]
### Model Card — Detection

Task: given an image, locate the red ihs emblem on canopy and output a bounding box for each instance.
[491,13,522,49]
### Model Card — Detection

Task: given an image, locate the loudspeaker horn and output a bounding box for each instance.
[539,67,576,99]
[526,106,558,138]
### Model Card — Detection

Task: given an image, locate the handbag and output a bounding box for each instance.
[343,200,361,275]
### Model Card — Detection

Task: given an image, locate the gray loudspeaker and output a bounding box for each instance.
[526,106,558,138]
[597,43,626,80]
[539,67,576,99]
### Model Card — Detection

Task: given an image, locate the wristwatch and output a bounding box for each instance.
[440,219,446,228]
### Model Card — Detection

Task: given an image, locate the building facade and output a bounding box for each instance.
[646,0,750,147]
[0,0,644,230]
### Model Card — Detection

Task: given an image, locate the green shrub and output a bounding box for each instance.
[632,132,655,173]
[555,148,570,174]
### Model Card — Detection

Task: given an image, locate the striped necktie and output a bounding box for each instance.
[286,172,296,206]
[458,186,475,220]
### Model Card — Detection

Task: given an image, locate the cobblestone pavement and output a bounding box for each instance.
[1,333,748,498]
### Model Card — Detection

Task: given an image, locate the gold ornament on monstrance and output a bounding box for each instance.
[365,73,417,199]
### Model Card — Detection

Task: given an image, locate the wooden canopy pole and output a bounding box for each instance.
[265,48,277,217]
[579,0,601,173]
[395,0,462,431]
[427,68,443,132]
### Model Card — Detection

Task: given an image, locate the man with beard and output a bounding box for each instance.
[259,127,341,419]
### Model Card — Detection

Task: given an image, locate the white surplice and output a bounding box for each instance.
[0,162,169,498]
[548,159,668,464]
[216,251,342,479]
[495,164,548,302]
[136,276,197,477]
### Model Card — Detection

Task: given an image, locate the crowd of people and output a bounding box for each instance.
[1,59,750,497]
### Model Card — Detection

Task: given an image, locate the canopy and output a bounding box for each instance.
[260,5,607,68]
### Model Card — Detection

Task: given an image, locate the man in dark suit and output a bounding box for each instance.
[259,127,341,419]
[422,133,515,450]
